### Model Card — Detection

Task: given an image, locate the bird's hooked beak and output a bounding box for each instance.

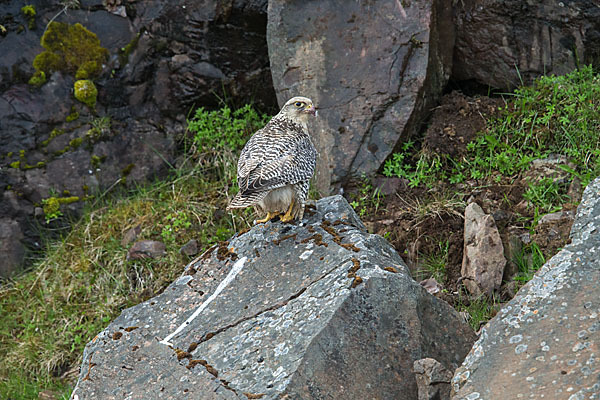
[305,104,317,117]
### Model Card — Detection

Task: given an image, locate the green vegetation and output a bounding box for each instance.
[35,22,108,78]
[513,242,546,285]
[87,116,111,143]
[28,71,46,87]
[0,104,269,399]
[30,22,108,87]
[349,176,384,218]
[66,109,80,122]
[415,239,449,283]
[21,5,36,29]
[41,128,65,147]
[41,196,80,223]
[380,66,600,327]
[522,177,569,213]
[119,32,141,66]
[457,294,498,331]
[384,65,600,198]
[73,79,98,108]
[189,104,271,154]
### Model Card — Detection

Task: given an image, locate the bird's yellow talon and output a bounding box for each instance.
[280,199,295,223]
[255,212,279,224]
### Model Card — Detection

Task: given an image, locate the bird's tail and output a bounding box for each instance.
[227,191,266,211]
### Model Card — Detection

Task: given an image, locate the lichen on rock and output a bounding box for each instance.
[74,79,98,108]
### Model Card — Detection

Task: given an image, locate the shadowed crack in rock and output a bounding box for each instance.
[196,257,355,344]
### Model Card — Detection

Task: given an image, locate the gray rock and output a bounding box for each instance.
[72,196,476,399]
[127,240,167,260]
[267,0,454,193]
[525,154,575,185]
[461,203,506,296]
[452,177,600,399]
[453,0,600,89]
[414,358,453,400]
[0,218,24,277]
[180,239,199,256]
[121,225,142,247]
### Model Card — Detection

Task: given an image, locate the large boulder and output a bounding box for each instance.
[71,196,476,399]
[452,177,600,398]
[0,0,276,277]
[453,0,600,89]
[267,0,454,193]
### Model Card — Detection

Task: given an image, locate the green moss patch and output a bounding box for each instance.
[28,71,46,87]
[42,196,81,222]
[41,128,65,147]
[21,5,36,29]
[74,80,98,108]
[30,22,108,86]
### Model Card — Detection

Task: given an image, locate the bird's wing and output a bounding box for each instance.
[237,130,316,196]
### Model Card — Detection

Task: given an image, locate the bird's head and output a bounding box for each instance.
[280,96,317,123]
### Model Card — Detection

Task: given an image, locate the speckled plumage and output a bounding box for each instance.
[227,96,317,222]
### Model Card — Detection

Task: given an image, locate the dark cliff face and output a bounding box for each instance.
[452,0,600,90]
[0,0,276,277]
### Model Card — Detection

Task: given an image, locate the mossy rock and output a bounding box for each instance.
[76,60,101,80]
[28,71,46,87]
[74,80,98,108]
[32,51,63,75]
[30,22,108,85]
[66,110,80,122]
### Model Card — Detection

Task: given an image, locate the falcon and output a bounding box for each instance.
[227,96,317,223]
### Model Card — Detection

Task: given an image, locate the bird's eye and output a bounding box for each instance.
[294,101,303,107]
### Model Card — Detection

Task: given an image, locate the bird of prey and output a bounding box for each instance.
[227,96,317,223]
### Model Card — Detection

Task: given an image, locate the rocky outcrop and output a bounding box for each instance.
[453,0,600,89]
[452,177,600,398]
[71,196,476,399]
[267,0,454,193]
[461,202,506,296]
[0,0,276,277]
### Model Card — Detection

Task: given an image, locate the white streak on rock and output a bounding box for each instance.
[160,256,248,346]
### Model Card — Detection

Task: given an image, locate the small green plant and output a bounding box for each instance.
[41,196,80,223]
[415,239,449,282]
[161,212,192,244]
[41,197,63,222]
[74,79,98,108]
[349,176,384,218]
[522,177,569,213]
[383,141,446,188]
[86,116,111,142]
[513,242,546,284]
[188,104,270,154]
[457,294,498,331]
[21,5,36,29]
